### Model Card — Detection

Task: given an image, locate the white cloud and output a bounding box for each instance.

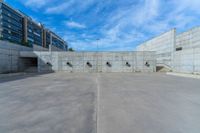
[46,0,95,14]
[25,0,50,8]
[46,1,75,14]
[65,21,86,29]
[91,0,161,50]
[172,0,200,14]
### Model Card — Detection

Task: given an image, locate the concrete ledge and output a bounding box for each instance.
[0,72,27,79]
[20,51,38,58]
[166,72,200,79]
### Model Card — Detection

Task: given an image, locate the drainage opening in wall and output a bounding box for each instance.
[106,62,112,67]
[86,62,92,67]
[66,62,73,67]
[145,61,150,67]
[20,57,38,73]
[126,62,131,67]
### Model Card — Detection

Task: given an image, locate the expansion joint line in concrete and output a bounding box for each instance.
[95,73,100,133]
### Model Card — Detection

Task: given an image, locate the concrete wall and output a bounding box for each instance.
[137,29,176,67]
[173,27,200,74]
[0,40,32,73]
[0,40,48,73]
[173,48,200,74]
[33,45,49,51]
[176,27,200,49]
[136,26,200,74]
[50,45,65,51]
[35,51,156,73]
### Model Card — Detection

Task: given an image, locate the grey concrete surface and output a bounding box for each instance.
[136,29,175,67]
[136,26,200,74]
[0,73,97,133]
[0,73,200,133]
[98,73,200,133]
[32,51,156,73]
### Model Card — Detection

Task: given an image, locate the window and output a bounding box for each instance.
[176,47,182,51]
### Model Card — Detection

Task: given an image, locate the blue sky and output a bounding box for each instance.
[5,0,200,51]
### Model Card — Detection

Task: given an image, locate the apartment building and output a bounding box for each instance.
[0,0,67,51]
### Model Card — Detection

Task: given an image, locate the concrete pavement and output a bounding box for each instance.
[0,73,200,133]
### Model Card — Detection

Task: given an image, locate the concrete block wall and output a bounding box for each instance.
[136,29,175,67]
[59,52,84,72]
[173,45,200,74]
[51,45,65,51]
[176,27,200,49]
[136,26,200,74]
[0,40,32,73]
[0,48,19,73]
[0,40,50,73]
[173,27,200,74]
[33,45,48,51]
[35,51,156,73]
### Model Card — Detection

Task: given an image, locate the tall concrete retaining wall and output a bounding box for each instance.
[173,27,200,74]
[0,40,32,73]
[136,29,176,67]
[136,26,200,74]
[34,51,156,73]
[173,47,200,74]
[0,40,49,73]
[176,27,200,50]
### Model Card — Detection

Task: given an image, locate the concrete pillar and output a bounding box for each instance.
[22,17,28,44]
[42,29,46,48]
[49,33,52,52]
[172,28,176,71]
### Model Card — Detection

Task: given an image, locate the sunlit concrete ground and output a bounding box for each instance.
[0,73,200,133]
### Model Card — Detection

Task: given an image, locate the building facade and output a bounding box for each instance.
[0,0,67,51]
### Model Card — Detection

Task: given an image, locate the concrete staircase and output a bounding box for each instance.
[156,63,172,72]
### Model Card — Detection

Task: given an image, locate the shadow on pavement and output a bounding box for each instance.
[0,72,54,84]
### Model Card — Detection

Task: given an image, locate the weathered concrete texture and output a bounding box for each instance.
[0,41,32,73]
[136,29,175,67]
[0,73,97,133]
[167,72,200,79]
[176,26,200,49]
[0,40,49,73]
[0,73,200,133]
[173,47,200,74]
[174,27,200,74]
[137,26,200,74]
[50,45,64,52]
[98,73,200,133]
[34,51,156,73]
[0,40,67,73]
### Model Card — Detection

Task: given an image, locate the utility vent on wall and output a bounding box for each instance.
[176,47,182,51]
